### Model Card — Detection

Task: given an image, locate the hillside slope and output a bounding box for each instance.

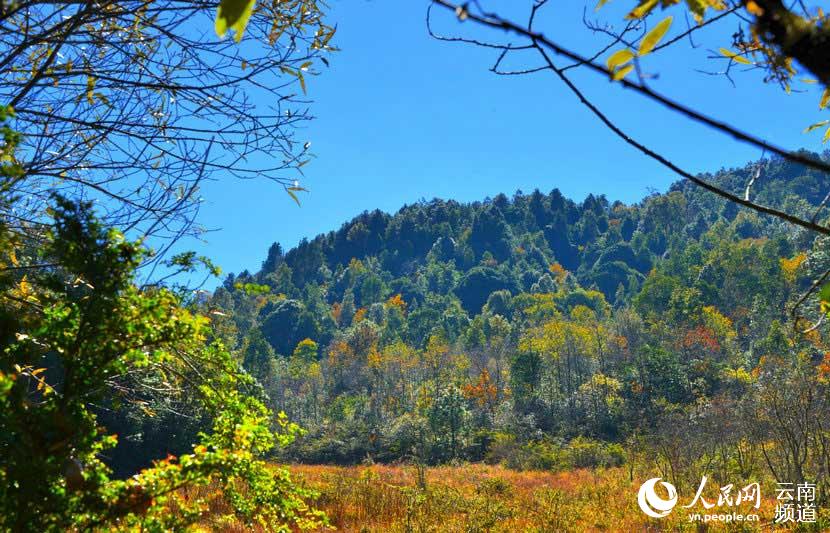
[205,153,830,473]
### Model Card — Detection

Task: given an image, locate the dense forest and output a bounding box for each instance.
[164,153,830,496]
[8,0,830,527]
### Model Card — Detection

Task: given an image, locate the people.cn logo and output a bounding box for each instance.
[637,478,678,518]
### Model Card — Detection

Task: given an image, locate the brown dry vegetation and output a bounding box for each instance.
[194,464,827,532]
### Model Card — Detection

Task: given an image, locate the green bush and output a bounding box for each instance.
[493,436,626,472]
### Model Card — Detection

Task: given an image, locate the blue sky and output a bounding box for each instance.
[190,0,829,285]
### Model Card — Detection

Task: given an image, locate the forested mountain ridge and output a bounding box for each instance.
[207,153,830,474]
[215,153,825,344]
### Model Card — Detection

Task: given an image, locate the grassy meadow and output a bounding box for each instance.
[191,463,829,532]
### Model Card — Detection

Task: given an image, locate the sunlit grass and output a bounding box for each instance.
[193,464,828,531]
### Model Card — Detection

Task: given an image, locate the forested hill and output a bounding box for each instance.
[207,152,830,465]
[213,153,826,351]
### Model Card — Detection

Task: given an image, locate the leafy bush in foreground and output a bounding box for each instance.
[0,196,324,531]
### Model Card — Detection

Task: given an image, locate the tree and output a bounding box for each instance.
[0,0,338,527]
[1,0,335,251]
[195,146,830,477]
[454,266,517,314]
[242,328,279,382]
[544,214,579,270]
[427,385,470,461]
[293,337,320,364]
[260,298,320,356]
[262,242,285,273]
[510,350,542,410]
[483,289,512,316]
[469,206,513,261]
[0,197,324,530]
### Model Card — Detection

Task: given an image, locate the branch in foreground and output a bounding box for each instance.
[428,0,830,238]
[429,1,830,183]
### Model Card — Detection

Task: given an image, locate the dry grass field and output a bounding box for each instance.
[192,463,827,531]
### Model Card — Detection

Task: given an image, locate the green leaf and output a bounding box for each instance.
[215,0,256,43]
[639,16,672,56]
[819,282,830,308]
[607,49,635,71]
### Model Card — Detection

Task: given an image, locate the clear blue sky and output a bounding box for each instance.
[190,0,828,285]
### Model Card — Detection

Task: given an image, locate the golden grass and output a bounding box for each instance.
[193,464,826,531]
[286,464,809,532]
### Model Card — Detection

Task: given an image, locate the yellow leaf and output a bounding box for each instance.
[639,16,673,56]
[804,120,829,133]
[18,276,29,296]
[823,127,830,143]
[607,49,635,71]
[820,89,830,109]
[745,0,764,16]
[215,0,256,43]
[719,48,751,65]
[298,72,306,95]
[612,64,635,81]
[286,188,301,206]
[85,76,95,105]
[686,0,706,23]
[626,0,658,19]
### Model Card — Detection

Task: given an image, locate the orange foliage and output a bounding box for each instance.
[328,340,352,367]
[386,293,407,314]
[548,262,567,282]
[352,307,367,324]
[462,368,498,408]
[818,353,830,382]
[680,325,720,353]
